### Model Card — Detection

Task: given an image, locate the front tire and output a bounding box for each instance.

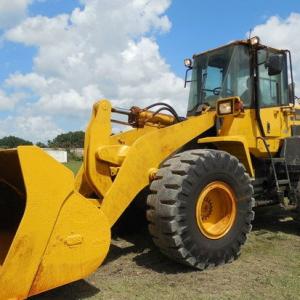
[146,149,254,269]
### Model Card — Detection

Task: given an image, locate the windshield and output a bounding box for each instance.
[187,45,251,115]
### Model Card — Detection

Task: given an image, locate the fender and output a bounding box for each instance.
[198,135,255,177]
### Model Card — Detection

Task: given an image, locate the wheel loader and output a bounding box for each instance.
[1,36,300,299]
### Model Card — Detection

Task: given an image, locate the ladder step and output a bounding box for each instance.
[270,157,286,162]
[278,179,290,185]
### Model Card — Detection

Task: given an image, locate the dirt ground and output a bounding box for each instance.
[31,206,300,300]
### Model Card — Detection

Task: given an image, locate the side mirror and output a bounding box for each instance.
[265,54,283,76]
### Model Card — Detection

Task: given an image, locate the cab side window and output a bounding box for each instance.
[257,50,289,107]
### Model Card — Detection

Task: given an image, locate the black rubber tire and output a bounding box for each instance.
[146,149,255,269]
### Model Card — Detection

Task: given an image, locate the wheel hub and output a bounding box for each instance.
[196,181,237,239]
[201,199,213,220]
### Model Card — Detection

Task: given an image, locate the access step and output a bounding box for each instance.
[277,179,290,185]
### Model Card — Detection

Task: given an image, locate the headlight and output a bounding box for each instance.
[218,101,233,115]
[217,97,244,117]
[184,58,192,68]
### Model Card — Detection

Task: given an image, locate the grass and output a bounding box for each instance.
[33,208,300,300]
[64,160,82,174]
[33,162,300,299]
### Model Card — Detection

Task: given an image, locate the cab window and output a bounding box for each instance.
[257,49,289,107]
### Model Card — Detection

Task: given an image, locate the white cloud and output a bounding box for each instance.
[5,14,70,46]
[1,0,188,142]
[35,84,104,116]
[252,13,300,96]
[0,0,33,29]
[0,115,62,142]
[0,89,25,110]
[0,90,16,110]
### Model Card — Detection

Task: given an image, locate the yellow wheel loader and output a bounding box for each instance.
[1,36,300,299]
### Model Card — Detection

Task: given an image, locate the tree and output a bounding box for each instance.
[48,131,85,149]
[36,142,47,148]
[0,136,33,148]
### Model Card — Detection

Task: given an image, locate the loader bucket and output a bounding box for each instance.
[0,146,111,300]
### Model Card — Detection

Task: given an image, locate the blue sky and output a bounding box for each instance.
[158,0,300,76]
[0,0,299,142]
[1,0,299,80]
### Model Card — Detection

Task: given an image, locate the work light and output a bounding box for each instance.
[184,58,192,68]
[217,97,244,117]
[249,36,260,46]
[218,100,233,115]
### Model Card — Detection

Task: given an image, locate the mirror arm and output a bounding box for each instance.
[184,68,192,88]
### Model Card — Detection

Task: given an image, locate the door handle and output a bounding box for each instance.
[266,122,271,134]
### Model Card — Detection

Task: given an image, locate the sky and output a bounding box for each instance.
[0,0,299,142]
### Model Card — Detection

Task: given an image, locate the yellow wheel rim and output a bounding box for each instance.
[196,181,237,240]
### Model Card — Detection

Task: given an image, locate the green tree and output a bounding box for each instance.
[0,136,33,148]
[36,142,47,148]
[48,131,85,149]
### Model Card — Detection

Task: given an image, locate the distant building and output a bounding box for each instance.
[43,148,68,163]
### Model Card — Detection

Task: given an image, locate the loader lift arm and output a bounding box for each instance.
[78,99,216,226]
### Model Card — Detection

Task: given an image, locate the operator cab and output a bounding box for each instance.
[185,37,293,116]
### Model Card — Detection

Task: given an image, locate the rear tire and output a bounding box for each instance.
[146,149,254,269]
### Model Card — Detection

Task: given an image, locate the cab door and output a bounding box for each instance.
[257,49,289,137]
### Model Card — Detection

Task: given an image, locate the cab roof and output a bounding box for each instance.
[192,38,287,59]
